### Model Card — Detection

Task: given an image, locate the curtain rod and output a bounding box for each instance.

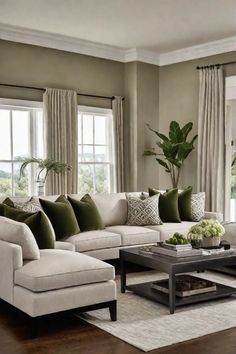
[0,83,124,101]
[196,61,236,70]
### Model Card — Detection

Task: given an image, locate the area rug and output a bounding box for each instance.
[78,270,236,352]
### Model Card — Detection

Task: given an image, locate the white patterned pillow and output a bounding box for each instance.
[14,197,42,212]
[126,194,162,226]
[191,192,205,221]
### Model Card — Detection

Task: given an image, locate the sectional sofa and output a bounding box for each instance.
[0,192,224,260]
[0,191,225,336]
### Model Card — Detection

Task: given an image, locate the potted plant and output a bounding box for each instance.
[20,157,72,195]
[144,121,197,188]
[188,219,225,248]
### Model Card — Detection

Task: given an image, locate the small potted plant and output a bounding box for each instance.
[20,157,72,195]
[188,219,225,248]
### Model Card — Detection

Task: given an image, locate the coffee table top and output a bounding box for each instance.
[120,247,236,272]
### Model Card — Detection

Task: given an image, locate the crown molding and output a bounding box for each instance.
[125,48,160,65]
[1,23,236,66]
[0,23,125,62]
[158,36,236,66]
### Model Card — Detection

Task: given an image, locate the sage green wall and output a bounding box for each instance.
[124,62,159,191]
[0,40,160,192]
[3,39,236,193]
[159,52,236,191]
[136,62,159,191]
[0,40,124,108]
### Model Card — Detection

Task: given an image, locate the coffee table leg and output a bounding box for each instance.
[169,273,176,314]
[120,256,126,293]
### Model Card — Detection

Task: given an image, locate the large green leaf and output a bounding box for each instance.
[169,121,183,143]
[167,158,181,168]
[156,158,171,173]
[143,149,157,156]
[181,122,193,141]
[162,141,178,159]
[177,142,193,160]
[190,134,198,145]
[146,124,169,142]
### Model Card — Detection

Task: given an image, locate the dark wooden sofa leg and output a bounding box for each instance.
[29,316,39,339]
[109,300,117,321]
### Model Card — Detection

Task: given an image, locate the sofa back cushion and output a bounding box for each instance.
[0,216,40,260]
[93,193,128,226]
[69,193,128,226]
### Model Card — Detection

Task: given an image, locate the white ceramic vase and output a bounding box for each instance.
[201,236,221,248]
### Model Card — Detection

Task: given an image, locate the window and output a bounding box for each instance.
[78,106,115,193]
[0,99,43,197]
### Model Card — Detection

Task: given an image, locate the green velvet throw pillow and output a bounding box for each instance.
[2,197,14,207]
[178,186,193,221]
[149,188,181,223]
[68,194,104,232]
[39,195,80,240]
[0,204,54,249]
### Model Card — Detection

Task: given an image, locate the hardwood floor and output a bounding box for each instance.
[0,300,235,354]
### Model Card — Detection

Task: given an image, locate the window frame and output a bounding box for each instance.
[78,105,116,193]
[0,98,43,196]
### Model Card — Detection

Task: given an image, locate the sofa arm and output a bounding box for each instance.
[0,240,23,304]
[204,211,223,222]
[54,241,75,252]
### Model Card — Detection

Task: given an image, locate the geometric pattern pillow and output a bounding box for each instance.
[14,197,42,212]
[191,192,205,221]
[3,196,42,212]
[126,194,162,226]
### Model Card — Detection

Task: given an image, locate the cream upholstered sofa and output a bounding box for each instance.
[0,216,117,337]
[0,193,224,261]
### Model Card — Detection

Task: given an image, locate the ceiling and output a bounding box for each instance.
[1,0,236,65]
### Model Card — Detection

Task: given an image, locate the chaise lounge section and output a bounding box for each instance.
[0,237,117,337]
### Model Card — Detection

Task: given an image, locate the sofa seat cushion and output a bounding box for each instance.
[146,222,197,241]
[106,225,160,246]
[14,250,114,292]
[66,230,121,252]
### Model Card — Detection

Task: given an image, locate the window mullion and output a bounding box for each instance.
[93,115,95,192]
[9,110,14,196]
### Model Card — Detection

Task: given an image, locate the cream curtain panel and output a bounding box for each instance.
[112,96,125,192]
[197,67,228,217]
[43,88,78,195]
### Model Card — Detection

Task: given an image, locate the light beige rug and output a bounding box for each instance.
[79,271,236,352]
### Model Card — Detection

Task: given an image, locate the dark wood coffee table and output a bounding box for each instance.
[120,247,236,314]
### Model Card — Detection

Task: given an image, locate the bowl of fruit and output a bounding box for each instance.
[165,233,190,245]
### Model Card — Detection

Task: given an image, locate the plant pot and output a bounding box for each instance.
[201,236,221,248]
[188,233,202,249]
[37,181,45,196]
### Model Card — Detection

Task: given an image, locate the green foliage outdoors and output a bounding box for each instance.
[165,232,189,245]
[144,121,197,188]
[0,171,28,197]
[231,154,236,198]
[78,165,108,193]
